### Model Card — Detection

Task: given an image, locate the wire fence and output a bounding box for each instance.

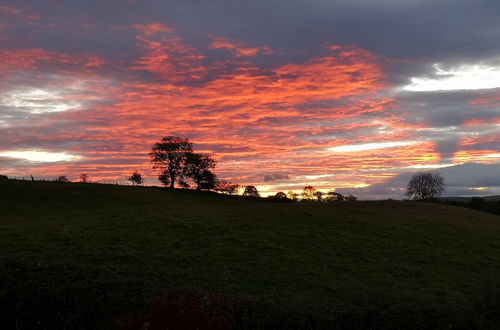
[8,176,137,186]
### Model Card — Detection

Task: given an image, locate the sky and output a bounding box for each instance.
[1,0,499,198]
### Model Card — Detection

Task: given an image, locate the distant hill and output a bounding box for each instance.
[441,195,500,202]
[1,179,500,329]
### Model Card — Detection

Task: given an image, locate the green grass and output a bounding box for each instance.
[1,179,500,328]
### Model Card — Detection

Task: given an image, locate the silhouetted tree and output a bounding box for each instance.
[301,186,316,201]
[150,136,193,189]
[184,153,217,190]
[406,172,444,200]
[287,191,299,201]
[314,191,324,202]
[56,175,69,182]
[326,190,344,202]
[158,170,171,187]
[80,173,88,183]
[0,174,8,181]
[215,180,240,195]
[197,170,217,190]
[178,179,190,189]
[128,170,144,186]
[243,185,260,197]
[274,191,288,200]
[345,194,358,201]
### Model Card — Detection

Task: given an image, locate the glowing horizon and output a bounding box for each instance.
[1,2,499,198]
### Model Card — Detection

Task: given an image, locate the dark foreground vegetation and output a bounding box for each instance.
[441,197,500,217]
[1,179,500,329]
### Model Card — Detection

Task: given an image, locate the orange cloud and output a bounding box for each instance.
[1,25,437,194]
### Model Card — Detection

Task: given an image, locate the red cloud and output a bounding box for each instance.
[0,5,40,20]
[1,24,435,193]
[0,49,106,76]
[210,36,273,57]
[132,23,172,36]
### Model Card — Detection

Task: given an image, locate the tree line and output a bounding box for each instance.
[0,135,460,203]
[143,135,359,201]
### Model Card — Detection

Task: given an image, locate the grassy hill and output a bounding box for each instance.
[1,179,500,329]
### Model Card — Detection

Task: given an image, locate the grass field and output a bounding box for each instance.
[1,179,500,329]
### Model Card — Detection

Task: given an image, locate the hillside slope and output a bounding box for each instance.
[1,179,500,328]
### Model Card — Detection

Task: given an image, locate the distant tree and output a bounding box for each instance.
[274,191,288,200]
[80,173,88,183]
[56,175,69,182]
[150,136,193,189]
[313,191,324,202]
[345,194,358,201]
[301,186,316,201]
[0,174,8,181]
[287,191,299,201]
[406,172,444,200]
[325,190,344,202]
[243,185,260,198]
[128,170,144,186]
[468,197,484,210]
[215,180,240,195]
[184,153,217,190]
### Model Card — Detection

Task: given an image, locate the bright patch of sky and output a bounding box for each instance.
[1,88,82,113]
[328,141,414,153]
[404,163,453,169]
[0,151,81,162]
[403,63,500,92]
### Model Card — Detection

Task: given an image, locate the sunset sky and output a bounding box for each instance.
[1,0,499,198]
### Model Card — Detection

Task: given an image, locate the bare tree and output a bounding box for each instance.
[150,136,193,189]
[406,172,444,200]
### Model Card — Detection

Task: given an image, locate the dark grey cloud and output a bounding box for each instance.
[394,89,500,159]
[5,0,499,63]
[339,162,500,200]
[263,173,290,182]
